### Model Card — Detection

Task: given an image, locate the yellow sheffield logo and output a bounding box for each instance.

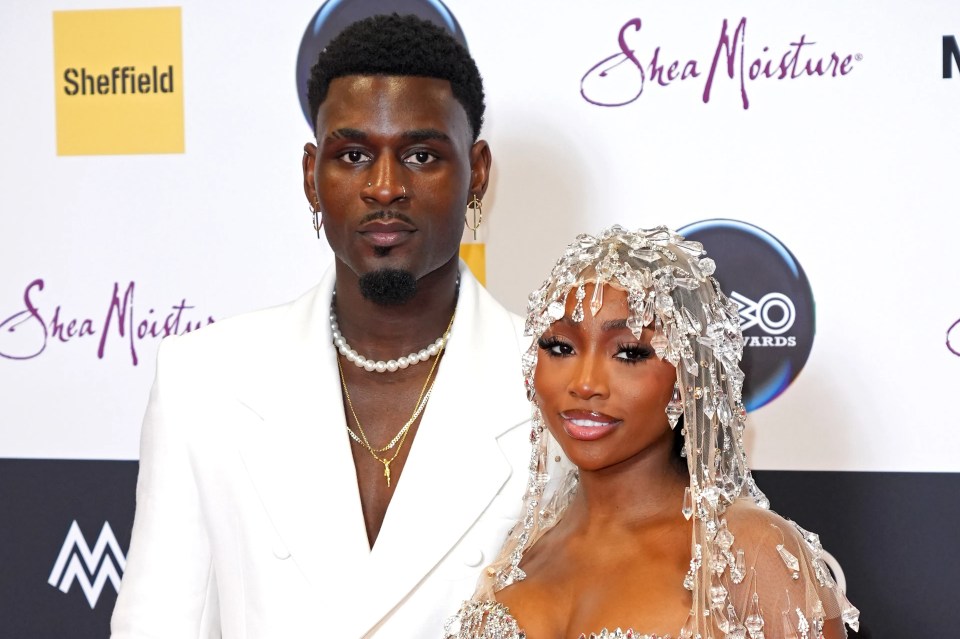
[53,7,184,155]
[63,66,176,96]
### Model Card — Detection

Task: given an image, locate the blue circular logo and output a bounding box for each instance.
[679,219,816,411]
[295,0,467,130]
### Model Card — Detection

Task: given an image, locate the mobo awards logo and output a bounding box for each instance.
[53,7,184,155]
[48,520,126,609]
[680,219,815,411]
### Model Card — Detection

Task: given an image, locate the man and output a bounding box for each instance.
[111,14,531,638]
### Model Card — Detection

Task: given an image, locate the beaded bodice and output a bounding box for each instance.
[445,600,669,639]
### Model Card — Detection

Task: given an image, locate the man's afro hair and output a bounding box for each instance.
[307,13,485,140]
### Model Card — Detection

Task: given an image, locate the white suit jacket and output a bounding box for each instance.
[111,264,532,638]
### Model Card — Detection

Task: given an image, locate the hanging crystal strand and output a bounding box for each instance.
[839,595,861,632]
[775,543,801,580]
[589,276,604,316]
[726,603,747,639]
[666,383,683,429]
[734,548,746,584]
[780,611,800,639]
[571,284,585,322]
[744,592,765,639]
[795,608,810,639]
[682,486,693,520]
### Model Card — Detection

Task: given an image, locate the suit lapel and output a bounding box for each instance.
[358,268,530,633]
[235,265,529,636]
[235,269,372,634]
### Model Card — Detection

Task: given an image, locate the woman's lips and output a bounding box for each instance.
[559,410,621,441]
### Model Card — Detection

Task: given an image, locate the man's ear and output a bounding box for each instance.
[468,139,492,199]
[302,142,318,204]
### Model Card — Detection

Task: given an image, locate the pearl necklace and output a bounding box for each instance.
[330,299,452,373]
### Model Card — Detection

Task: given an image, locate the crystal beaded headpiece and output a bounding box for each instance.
[522,224,763,508]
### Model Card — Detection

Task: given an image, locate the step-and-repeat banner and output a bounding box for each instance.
[2,0,958,635]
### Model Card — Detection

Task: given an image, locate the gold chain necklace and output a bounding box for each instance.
[337,312,455,487]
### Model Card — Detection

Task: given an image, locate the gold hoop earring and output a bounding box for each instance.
[465,195,482,240]
[311,200,322,238]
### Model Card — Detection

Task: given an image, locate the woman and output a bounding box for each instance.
[446,226,860,639]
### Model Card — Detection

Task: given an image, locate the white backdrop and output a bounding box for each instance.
[2,0,959,471]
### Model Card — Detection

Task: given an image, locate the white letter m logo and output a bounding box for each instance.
[48,520,126,609]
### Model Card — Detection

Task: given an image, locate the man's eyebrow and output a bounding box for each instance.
[403,128,451,143]
[327,127,367,141]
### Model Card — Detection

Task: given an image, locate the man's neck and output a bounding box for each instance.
[331,257,461,361]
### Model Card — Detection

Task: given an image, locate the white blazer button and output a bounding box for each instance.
[462,549,484,567]
[272,542,291,560]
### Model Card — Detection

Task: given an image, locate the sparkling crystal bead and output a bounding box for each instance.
[744,593,765,639]
[709,554,727,574]
[682,486,693,520]
[572,285,586,322]
[699,257,716,275]
[627,315,645,338]
[710,583,728,607]
[666,386,683,429]
[683,355,700,377]
[795,608,810,639]
[702,388,716,419]
[630,248,660,262]
[716,393,733,425]
[547,300,565,320]
[702,485,720,506]
[657,270,676,292]
[590,280,604,316]
[735,549,746,581]
[776,544,801,574]
[651,333,669,358]
[716,519,734,550]
[841,603,860,632]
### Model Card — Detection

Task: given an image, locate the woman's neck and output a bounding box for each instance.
[566,442,689,533]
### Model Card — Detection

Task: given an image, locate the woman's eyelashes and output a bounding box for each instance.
[538,335,574,357]
[537,335,654,363]
[614,342,654,364]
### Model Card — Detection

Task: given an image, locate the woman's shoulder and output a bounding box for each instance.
[718,499,857,638]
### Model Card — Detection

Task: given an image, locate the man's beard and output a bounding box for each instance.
[358,268,417,306]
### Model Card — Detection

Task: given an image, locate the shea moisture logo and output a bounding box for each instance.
[582,17,862,109]
[53,7,184,155]
[0,279,214,365]
[948,318,960,357]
